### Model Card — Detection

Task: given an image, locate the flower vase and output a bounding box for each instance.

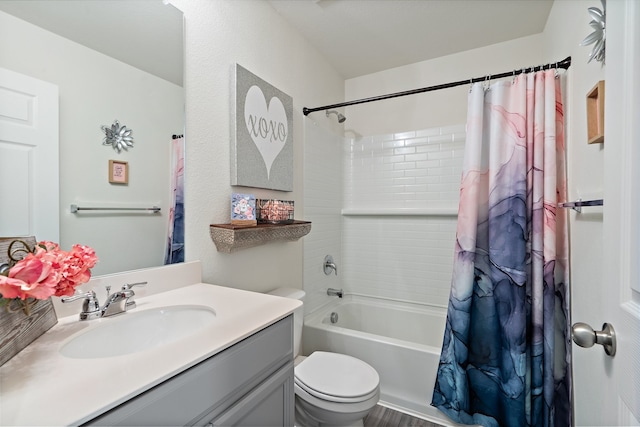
[0,297,58,366]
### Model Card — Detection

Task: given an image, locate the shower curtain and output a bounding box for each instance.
[165,135,185,265]
[432,70,571,427]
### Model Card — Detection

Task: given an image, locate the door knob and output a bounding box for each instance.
[571,322,616,357]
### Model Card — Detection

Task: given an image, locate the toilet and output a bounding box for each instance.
[267,288,380,427]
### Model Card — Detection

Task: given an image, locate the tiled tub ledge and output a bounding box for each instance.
[341,208,458,216]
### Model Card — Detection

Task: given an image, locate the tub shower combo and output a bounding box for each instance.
[303,56,577,426]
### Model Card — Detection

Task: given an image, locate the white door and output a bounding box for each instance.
[0,67,59,242]
[581,0,640,424]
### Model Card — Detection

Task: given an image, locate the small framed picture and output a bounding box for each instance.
[231,193,257,227]
[109,160,128,184]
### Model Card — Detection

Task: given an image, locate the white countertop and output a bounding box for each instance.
[0,283,301,426]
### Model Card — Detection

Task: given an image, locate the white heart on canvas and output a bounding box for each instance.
[244,85,288,179]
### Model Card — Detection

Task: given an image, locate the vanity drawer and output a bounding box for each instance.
[85,315,293,426]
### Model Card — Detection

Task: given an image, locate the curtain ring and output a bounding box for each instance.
[483,74,491,91]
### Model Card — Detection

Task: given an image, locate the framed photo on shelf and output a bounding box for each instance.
[108,160,128,184]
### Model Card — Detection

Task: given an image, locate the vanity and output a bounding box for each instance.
[0,263,300,426]
[88,314,293,426]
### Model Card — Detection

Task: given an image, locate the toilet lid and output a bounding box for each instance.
[294,352,379,399]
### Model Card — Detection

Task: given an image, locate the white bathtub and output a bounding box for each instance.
[302,295,455,424]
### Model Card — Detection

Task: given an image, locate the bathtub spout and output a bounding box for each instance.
[327,288,343,298]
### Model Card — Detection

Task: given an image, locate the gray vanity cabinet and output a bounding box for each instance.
[85,316,294,427]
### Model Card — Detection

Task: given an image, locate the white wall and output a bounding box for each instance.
[344,34,544,136]
[169,0,344,292]
[0,10,183,276]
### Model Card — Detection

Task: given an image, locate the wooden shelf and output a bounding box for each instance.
[210,221,312,253]
[587,80,605,144]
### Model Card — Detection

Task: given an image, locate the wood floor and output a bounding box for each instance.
[364,405,444,427]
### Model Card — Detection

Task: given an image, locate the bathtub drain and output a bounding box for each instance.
[330,312,339,323]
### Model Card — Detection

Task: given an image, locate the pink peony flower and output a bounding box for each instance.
[0,241,98,301]
[0,254,58,300]
[54,245,98,297]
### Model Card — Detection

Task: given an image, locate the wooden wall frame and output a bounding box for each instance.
[108,160,128,184]
[587,80,605,144]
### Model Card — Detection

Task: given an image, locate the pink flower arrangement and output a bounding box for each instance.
[0,241,98,301]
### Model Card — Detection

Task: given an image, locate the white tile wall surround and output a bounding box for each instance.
[303,120,343,315]
[344,125,465,211]
[304,122,466,315]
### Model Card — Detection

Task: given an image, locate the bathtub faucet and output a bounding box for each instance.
[327,288,343,298]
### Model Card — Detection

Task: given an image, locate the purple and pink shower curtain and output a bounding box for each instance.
[165,135,184,265]
[432,70,572,427]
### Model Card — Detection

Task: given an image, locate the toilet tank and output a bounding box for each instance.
[267,287,305,357]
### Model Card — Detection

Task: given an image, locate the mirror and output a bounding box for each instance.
[0,1,184,276]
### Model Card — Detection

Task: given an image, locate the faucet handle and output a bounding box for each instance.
[61,290,101,320]
[61,290,95,303]
[122,282,147,310]
[121,281,147,291]
[324,255,338,276]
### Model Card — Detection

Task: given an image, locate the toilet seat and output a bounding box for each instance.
[295,378,379,404]
[294,352,380,404]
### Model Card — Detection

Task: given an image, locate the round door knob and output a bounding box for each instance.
[571,322,616,357]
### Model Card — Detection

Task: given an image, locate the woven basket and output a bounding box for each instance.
[256,199,294,224]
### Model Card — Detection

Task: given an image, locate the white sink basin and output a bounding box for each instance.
[60,305,217,359]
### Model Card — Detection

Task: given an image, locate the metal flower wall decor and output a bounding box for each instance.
[580,0,606,64]
[101,120,134,153]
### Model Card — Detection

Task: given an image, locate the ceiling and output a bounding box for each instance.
[0,0,183,86]
[0,0,554,85]
[268,0,554,79]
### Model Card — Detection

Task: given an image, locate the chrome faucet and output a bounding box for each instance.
[327,288,343,298]
[101,288,136,317]
[324,255,338,275]
[62,282,147,320]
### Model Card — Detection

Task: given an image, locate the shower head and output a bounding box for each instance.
[326,110,346,123]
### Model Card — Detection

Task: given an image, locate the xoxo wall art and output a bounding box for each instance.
[231,64,293,191]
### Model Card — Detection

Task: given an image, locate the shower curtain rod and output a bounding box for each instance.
[302,56,571,116]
